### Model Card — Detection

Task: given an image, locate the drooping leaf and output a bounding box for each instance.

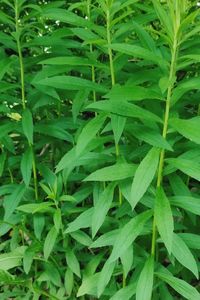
[136,256,154,300]
[131,147,160,209]
[87,100,162,123]
[172,233,198,278]
[97,260,116,297]
[166,158,200,181]
[33,76,108,93]
[109,210,152,262]
[76,113,107,156]
[20,146,33,187]
[43,226,58,260]
[84,163,137,182]
[92,182,115,238]
[155,187,174,254]
[22,109,33,145]
[156,271,200,300]
[170,117,200,144]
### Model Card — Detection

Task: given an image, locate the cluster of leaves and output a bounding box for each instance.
[0,0,200,299]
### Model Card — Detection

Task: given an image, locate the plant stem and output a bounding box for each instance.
[87,0,97,105]
[151,28,179,257]
[106,2,122,205]
[31,145,38,200]
[15,1,38,201]
[15,1,26,110]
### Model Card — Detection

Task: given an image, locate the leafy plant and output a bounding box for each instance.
[0,0,200,299]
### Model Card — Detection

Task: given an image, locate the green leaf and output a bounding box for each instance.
[170,117,200,145]
[43,8,90,27]
[166,158,200,181]
[170,196,200,215]
[23,246,36,274]
[43,226,58,260]
[156,271,200,300]
[0,269,15,284]
[109,210,152,262]
[33,76,107,93]
[131,147,160,209]
[178,233,200,250]
[136,256,154,300]
[97,260,116,297]
[20,147,33,187]
[38,56,104,69]
[4,184,26,220]
[0,247,26,271]
[110,43,165,66]
[87,100,162,123]
[105,84,161,101]
[172,233,198,278]
[111,114,126,145]
[64,208,94,233]
[152,0,173,39]
[84,163,137,182]
[65,268,74,297]
[127,123,173,151]
[120,245,133,278]
[76,113,107,156]
[17,202,54,214]
[66,248,81,277]
[53,209,62,232]
[110,283,136,300]
[92,182,115,238]
[155,187,174,254]
[0,152,6,176]
[77,273,99,297]
[22,109,33,145]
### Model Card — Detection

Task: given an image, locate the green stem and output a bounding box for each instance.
[15,1,38,201]
[106,2,122,206]
[32,146,38,201]
[151,29,179,257]
[87,0,97,106]
[15,1,26,110]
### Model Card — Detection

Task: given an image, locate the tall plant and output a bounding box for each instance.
[0,1,200,299]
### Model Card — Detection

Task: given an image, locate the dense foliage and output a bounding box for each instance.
[1,0,200,299]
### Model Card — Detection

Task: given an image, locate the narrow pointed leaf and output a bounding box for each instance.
[76,113,107,156]
[22,109,33,145]
[172,233,198,278]
[43,226,58,260]
[170,117,200,144]
[20,147,33,186]
[84,163,137,182]
[131,147,160,209]
[156,272,200,300]
[92,182,115,238]
[109,210,152,262]
[155,187,174,254]
[136,256,154,300]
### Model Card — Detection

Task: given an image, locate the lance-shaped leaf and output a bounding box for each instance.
[76,113,107,156]
[20,146,33,187]
[155,187,174,254]
[109,210,152,262]
[169,117,200,145]
[136,256,154,300]
[172,233,198,279]
[87,100,162,123]
[166,158,200,181]
[131,147,160,209]
[156,271,200,300]
[33,76,108,93]
[84,163,137,182]
[22,109,33,145]
[92,182,116,238]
